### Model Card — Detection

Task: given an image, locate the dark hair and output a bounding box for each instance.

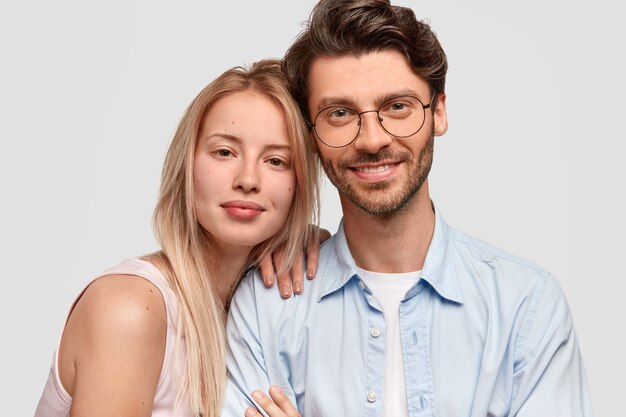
[283,0,448,118]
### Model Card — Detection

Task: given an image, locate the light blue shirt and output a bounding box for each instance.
[224,208,593,417]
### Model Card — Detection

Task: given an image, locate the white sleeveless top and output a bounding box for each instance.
[34,258,194,416]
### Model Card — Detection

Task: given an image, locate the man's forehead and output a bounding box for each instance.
[307,51,430,112]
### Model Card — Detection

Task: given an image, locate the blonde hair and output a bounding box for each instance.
[152,59,319,416]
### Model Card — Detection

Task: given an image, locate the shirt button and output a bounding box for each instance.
[367,392,377,402]
[370,328,380,338]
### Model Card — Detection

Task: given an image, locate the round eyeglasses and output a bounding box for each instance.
[309,94,434,148]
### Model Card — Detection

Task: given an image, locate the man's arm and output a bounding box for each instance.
[223,272,297,417]
[510,273,593,416]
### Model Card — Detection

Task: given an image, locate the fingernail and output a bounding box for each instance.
[294,282,302,294]
[264,277,274,287]
[307,269,315,279]
[281,286,291,298]
[269,385,282,395]
[245,407,257,417]
[251,390,263,400]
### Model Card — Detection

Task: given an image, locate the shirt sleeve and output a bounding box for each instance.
[510,272,593,417]
[222,271,297,417]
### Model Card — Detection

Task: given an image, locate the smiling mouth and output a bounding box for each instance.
[352,164,397,173]
[347,161,401,182]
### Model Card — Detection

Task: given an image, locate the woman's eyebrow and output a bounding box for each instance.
[205,133,241,143]
[264,144,292,152]
[204,134,291,152]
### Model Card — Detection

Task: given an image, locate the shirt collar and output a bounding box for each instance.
[317,204,464,304]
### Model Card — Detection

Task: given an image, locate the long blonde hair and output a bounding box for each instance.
[152,59,319,416]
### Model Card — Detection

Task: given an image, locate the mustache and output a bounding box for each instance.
[337,149,411,168]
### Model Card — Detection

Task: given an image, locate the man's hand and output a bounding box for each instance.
[259,226,331,298]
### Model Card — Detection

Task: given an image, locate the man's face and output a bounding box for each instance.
[307,50,448,217]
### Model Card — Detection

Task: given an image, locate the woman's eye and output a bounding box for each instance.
[216,149,232,157]
[267,158,286,167]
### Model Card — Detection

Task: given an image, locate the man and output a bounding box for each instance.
[224,0,593,416]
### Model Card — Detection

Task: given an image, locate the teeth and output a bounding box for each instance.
[356,165,391,173]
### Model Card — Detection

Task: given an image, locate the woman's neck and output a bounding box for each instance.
[213,244,252,306]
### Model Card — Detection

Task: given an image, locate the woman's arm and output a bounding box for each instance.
[58,275,167,417]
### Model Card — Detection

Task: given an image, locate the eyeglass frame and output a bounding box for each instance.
[307,92,437,148]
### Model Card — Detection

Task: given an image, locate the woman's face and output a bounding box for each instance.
[193,90,296,252]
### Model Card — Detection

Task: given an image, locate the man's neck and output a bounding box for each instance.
[341,186,435,273]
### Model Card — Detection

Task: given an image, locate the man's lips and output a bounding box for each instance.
[221,201,265,220]
[349,161,401,181]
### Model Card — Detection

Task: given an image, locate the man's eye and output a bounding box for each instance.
[381,98,415,118]
[330,108,349,118]
[324,107,356,120]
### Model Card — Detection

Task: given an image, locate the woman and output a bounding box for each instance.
[35,59,319,417]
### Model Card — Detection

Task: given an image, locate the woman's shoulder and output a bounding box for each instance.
[58,272,167,398]
[79,273,167,325]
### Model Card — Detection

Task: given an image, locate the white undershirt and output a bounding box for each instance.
[357,267,420,417]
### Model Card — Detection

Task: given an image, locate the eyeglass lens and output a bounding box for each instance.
[313,95,427,148]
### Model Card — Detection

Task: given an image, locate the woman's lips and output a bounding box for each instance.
[221,201,265,220]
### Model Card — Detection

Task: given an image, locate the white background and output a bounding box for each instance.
[1,1,623,416]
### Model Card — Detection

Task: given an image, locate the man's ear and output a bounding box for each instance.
[310,132,321,155]
[433,92,448,137]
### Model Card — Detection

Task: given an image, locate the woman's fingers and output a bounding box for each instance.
[248,386,300,417]
[268,386,301,417]
[259,255,276,287]
[245,406,263,417]
[291,252,304,295]
[250,389,285,417]
[305,226,331,280]
[273,249,292,299]
[258,226,332,297]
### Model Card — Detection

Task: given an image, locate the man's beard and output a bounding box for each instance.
[320,134,434,217]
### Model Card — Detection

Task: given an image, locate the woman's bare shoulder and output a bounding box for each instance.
[58,274,167,403]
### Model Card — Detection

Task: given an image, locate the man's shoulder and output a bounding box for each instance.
[446,226,553,287]
[443,225,572,324]
[234,245,333,307]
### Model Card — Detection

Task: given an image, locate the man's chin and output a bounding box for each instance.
[343,189,413,216]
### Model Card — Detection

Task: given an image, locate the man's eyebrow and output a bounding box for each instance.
[375,89,422,105]
[315,96,358,112]
[315,88,424,113]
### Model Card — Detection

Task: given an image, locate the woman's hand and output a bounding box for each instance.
[245,386,300,417]
[259,226,331,298]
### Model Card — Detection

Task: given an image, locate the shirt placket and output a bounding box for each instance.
[359,278,386,417]
[401,282,434,417]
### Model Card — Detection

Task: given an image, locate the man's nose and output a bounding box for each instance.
[353,111,393,153]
